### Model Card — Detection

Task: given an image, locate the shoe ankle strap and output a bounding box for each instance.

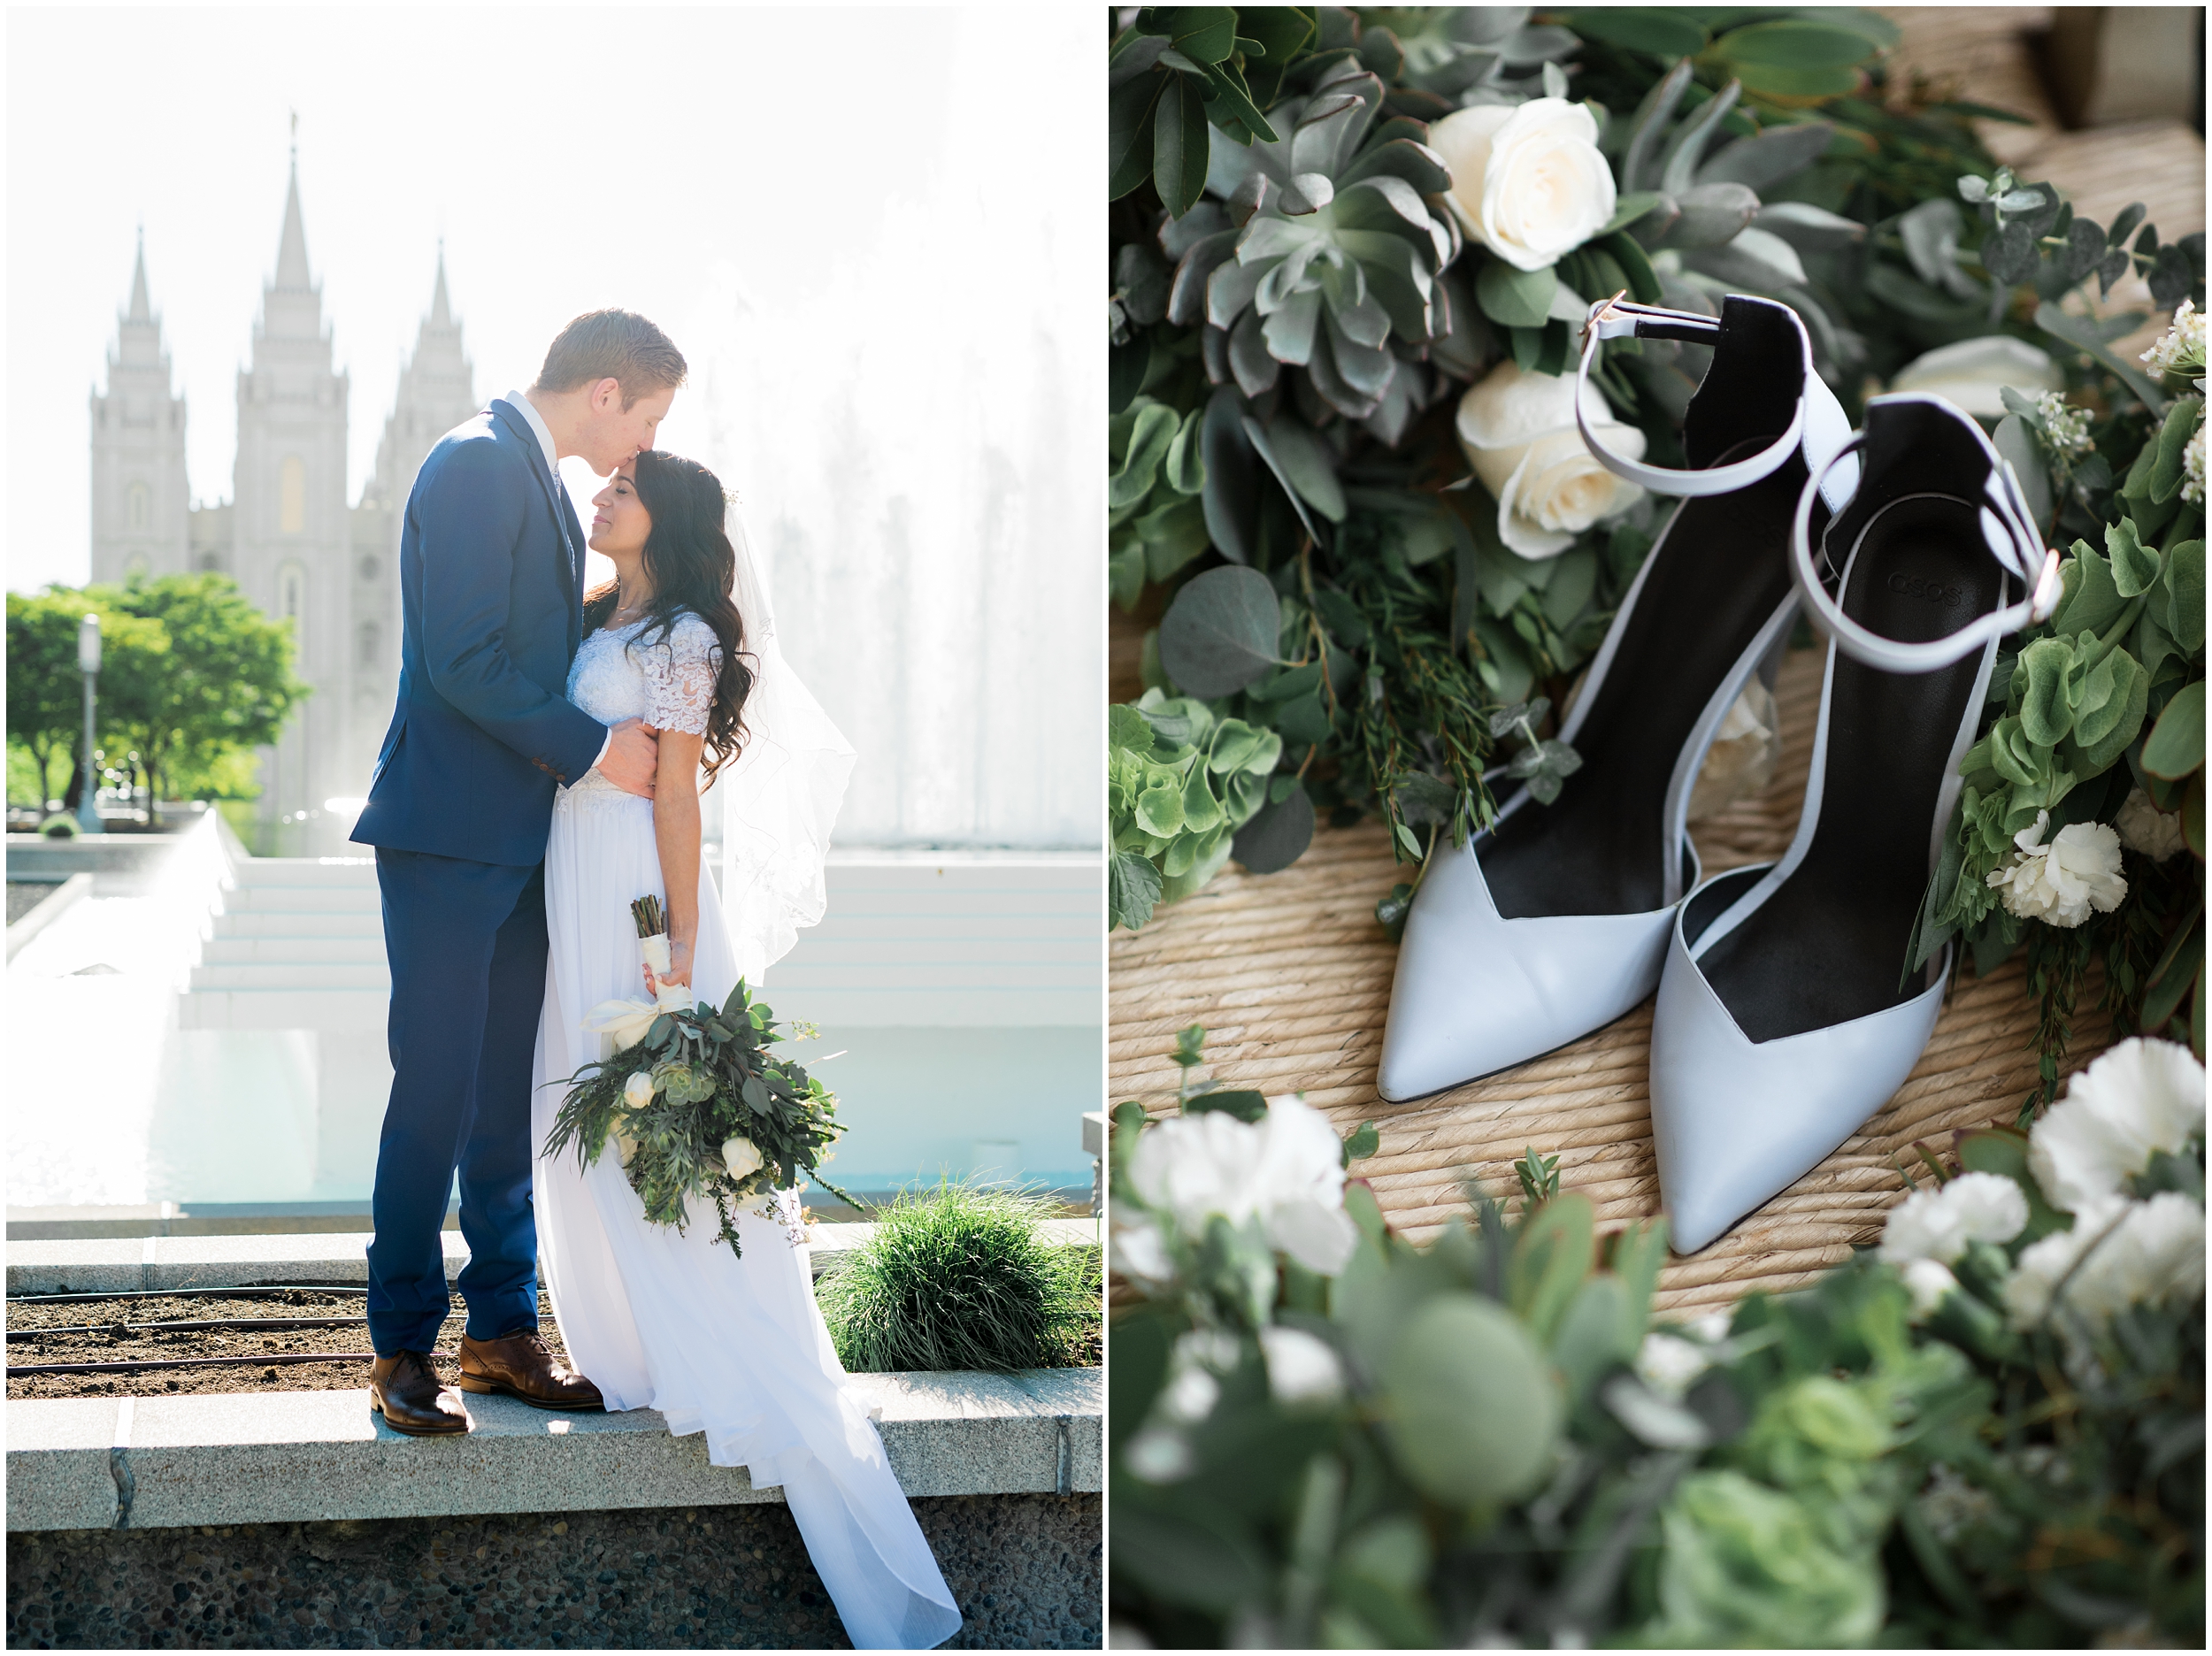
[1787,396,2063,674]
[1575,294,1858,507]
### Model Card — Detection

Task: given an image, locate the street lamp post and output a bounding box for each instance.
[76,613,104,836]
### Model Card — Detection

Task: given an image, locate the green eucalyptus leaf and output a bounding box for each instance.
[1157,564,1284,697]
[1379,1295,1563,1505]
[1233,783,1315,873]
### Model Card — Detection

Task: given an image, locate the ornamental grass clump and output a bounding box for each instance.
[817,1184,1100,1374]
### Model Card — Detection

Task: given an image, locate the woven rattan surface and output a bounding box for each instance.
[1109,648,2116,1315]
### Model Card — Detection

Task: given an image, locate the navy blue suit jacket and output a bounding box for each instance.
[351,399,608,866]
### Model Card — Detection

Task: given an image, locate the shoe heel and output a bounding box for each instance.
[454,1374,495,1395]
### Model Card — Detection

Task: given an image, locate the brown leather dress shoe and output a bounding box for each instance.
[457,1329,605,1411]
[369,1351,472,1437]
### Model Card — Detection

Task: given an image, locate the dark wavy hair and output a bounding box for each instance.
[581,451,755,781]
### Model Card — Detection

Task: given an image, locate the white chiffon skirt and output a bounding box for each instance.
[531,786,962,1650]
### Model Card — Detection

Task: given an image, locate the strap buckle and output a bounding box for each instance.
[1579,289,1631,356]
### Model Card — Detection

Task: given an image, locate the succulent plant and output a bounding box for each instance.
[1164,58,1463,429]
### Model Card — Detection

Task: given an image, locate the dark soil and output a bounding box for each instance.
[6,1289,568,1400]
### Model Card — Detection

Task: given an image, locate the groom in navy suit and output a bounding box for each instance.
[350,311,685,1435]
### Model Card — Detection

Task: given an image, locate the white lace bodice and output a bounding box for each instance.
[561,612,721,809]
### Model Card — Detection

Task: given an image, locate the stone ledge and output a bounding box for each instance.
[5,1218,1100,1295]
[7,1366,1101,1533]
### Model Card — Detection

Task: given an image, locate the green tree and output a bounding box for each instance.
[6,587,168,811]
[91,573,306,821]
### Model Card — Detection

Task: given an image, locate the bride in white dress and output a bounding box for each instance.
[528,449,961,1650]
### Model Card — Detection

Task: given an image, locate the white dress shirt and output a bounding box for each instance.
[503,387,614,775]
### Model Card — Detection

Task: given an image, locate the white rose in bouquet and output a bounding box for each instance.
[624,1071,657,1110]
[1457,361,1647,558]
[1878,1170,2029,1265]
[1126,1094,1360,1276]
[722,1135,765,1183]
[1887,335,2063,419]
[2027,1037,2207,1212]
[1985,809,2126,927]
[1430,97,1615,273]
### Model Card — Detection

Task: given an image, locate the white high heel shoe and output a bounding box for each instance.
[1649,393,2063,1254]
[1376,295,1856,1101]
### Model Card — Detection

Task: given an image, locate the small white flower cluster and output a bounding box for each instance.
[1117,1093,1362,1281]
[2032,391,2094,466]
[1880,1039,2205,1355]
[2185,420,2205,508]
[1124,1324,1345,1484]
[1985,809,2126,927]
[2139,298,2206,387]
[1917,1462,1997,1543]
[2116,787,2187,862]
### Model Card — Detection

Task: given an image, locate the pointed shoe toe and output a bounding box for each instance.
[1378,837,1677,1101]
[1649,908,1946,1255]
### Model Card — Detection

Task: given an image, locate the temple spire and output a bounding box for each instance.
[127,227,150,323]
[274,128,311,292]
[430,240,450,327]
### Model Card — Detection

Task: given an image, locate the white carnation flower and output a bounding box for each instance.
[2028,1037,2207,1211]
[1878,1171,2029,1264]
[1125,1093,1360,1276]
[1258,1326,1345,1407]
[1109,1214,1176,1286]
[2116,788,2186,861]
[1985,809,2126,927]
[2004,1192,2206,1331]
[1901,1258,1960,1320]
[1635,1331,1710,1400]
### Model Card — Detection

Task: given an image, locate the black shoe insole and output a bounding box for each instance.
[1694,493,2002,1041]
[1484,444,1803,918]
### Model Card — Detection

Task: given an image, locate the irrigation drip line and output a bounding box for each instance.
[8,1317,369,1340]
[9,1351,449,1377]
[7,1285,371,1305]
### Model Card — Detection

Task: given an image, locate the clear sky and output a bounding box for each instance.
[7,4,1094,592]
[8,5,1105,847]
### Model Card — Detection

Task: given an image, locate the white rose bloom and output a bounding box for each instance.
[1258,1326,1345,1407]
[1879,1171,2029,1265]
[2028,1037,2207,1211]
[1687,682,1781,822]
[1125,1094,1360,1276]
[721,1135,764,1182]
[624,1071,657,1110]
[1887,335,2063,420]
[2115,787,2186,861]
[1457,361,1647,558]
[1901,1258,1960,1320]
[1985,809,2126,927]
[1430,97,1615,273]
[1634,1331,1709,1400]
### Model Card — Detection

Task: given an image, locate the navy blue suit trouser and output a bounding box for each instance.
[366,847,548,1356]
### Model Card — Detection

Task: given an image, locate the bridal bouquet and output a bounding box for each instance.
[545,895,855,1258]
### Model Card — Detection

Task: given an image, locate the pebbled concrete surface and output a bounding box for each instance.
[4,1493,1100,1649]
